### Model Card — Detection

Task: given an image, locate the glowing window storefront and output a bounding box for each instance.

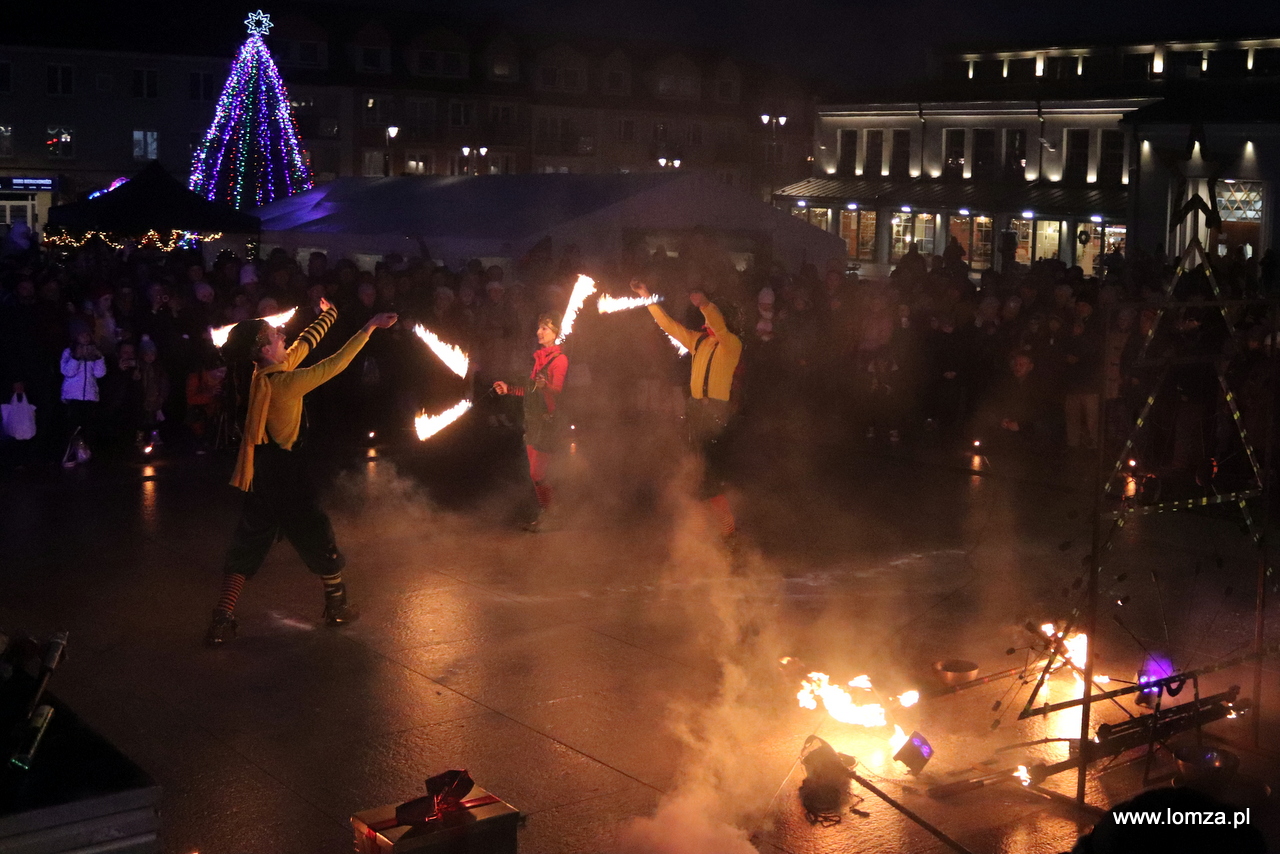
[914,213,939,257]
[1077,222,1127,275]
[1007,217,1065,264]
[891,212,941,262]
[947,214,994,271]
[1009,218,1033,264]
[973,216,993,269]
[839,209,877,261]
[792,205,834,235]
[1034,220,1062,261]
[1215,180,1264,258]
[890,213,914,262]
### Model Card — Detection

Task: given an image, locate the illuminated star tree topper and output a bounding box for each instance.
[188,10,312,209]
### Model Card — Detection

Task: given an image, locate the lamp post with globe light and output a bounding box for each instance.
[461,145,489,174]
[761,113,787,202]
[384,125,399,176]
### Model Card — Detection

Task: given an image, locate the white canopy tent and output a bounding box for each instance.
[251,172,845,272]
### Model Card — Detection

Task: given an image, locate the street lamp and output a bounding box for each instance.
[761,113,787,201]
[384,125,399,177]
[461,145,489,174]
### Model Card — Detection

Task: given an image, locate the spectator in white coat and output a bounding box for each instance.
[60,322,107,463]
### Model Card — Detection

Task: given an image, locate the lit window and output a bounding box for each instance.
[0,126,12,158]
[132,129,158,161]
[46,126,74,159]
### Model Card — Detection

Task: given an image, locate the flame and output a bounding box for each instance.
[415,398,472,440]
[666,333,690,356]
[556,274,597,344]
[597,293,661,314]
[889,725,909,754]
[1041,623,1110,683]
[897,690,920,708]
[261,307,297,329]
[413,325,469,378]
[1015,765,1032,786]
[797,672,887,728]
[210,307,298,349]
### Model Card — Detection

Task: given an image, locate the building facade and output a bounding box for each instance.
[0,5,813,226]
[783,35,1280,279]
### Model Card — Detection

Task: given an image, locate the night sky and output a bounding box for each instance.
[307,0,1280,88]
[23,0,1280,92]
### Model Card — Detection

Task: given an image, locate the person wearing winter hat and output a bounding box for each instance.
[630,277,742,546]
[493,311,569,531]
[204,297,398,645]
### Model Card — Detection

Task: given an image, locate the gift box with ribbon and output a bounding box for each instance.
[351,770,520,854]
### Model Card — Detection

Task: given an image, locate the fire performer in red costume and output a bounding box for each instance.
[493,312,568,532]
[630,279,742,543]
[205,299,397,645]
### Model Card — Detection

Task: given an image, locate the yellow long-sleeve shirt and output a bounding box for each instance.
[229,307,372,491]
[647,301,742,402]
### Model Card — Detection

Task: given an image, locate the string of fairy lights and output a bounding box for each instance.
[45,230,223,251]
[188,11,312,210]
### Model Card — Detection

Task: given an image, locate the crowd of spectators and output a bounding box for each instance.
[0,226,1276,498]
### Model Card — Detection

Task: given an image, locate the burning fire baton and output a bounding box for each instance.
[415,398,472,441]
[210,307,297,349]
[556,274,597,344]
[596,293,661,313]
[410,325,473,442]
[597,291,688,354]
[413,325,470,378]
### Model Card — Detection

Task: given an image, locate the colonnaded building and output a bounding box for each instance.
[778,34,1280,278]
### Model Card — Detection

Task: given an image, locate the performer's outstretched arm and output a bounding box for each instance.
[630,279,698,352]
[274,311,397,397]
[281,300,337,371]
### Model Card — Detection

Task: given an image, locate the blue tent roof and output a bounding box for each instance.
[255,173,686,240]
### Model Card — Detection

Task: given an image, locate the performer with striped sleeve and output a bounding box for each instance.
[205,298,398,646]
[630,279,743,545]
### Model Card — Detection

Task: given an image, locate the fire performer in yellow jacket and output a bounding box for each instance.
[205,299,397,645]
[630,279,742,542]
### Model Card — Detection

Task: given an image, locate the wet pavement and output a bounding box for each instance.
[3,426,1280,854]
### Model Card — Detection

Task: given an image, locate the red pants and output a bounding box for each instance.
[526,445,553,509]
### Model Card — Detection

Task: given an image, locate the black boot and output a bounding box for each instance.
[205,610,238,646]
[322,582,360,626]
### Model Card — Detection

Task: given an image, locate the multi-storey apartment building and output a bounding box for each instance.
[781,35,1280,278]
[0,4,812,226]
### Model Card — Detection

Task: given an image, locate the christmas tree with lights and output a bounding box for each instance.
[189,10,312,209]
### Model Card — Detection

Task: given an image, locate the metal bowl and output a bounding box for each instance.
[1173,746,1239,784]
[933,659,980,686]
